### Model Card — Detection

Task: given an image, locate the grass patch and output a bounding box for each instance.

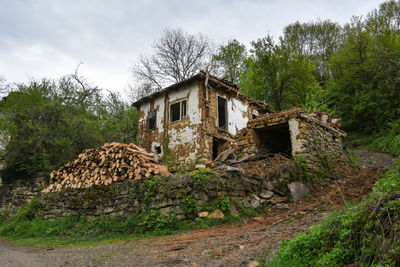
[0,202,257,246]
[0,203,184,246]
[345,123,400,157]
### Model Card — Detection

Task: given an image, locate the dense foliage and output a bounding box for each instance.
[213,39,247,84]
[0,74,137,183]
[240,35,321,111]
[214,0,400,156]
[265,162,400,266]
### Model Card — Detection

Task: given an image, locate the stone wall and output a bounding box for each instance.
[0,178,47,211]
[0,170,279,220]
[236,115,346,169]
[290,116,346,168]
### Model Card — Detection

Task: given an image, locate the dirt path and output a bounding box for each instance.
[0,165,383,267]
[353,149,393,169]
[0,211,328,267]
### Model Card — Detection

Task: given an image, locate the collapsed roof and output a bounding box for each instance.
[132,71,269,112]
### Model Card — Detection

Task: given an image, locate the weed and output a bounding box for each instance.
[190,167,216,190]
[181,196,199,219]
[345,148,360,167]
[237,202,257,218]
[13,198,41,222]
[218,197,230,215]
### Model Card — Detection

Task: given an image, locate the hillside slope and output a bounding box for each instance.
[0,162,382,266]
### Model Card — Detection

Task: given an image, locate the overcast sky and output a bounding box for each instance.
[0,0,384,98]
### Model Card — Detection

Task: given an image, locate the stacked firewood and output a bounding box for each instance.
[42,142,170,193]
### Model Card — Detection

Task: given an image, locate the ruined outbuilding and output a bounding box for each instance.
[133,72,345,167]
[236,108,346,168]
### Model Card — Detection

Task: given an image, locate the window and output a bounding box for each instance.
[170,100,187,122]
[148,110,156,130]
[218,96,227,129]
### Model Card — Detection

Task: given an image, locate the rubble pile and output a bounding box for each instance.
[233,154,290,177]
[42,142,170,193]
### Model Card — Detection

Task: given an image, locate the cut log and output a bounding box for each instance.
[41,142,171,193]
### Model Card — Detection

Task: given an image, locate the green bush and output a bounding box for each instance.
[190,167,217,190]
[219,197,231,215]
[0,77,137,183]
[367,121,400,157]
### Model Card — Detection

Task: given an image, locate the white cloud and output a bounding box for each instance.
[0,0,386,100]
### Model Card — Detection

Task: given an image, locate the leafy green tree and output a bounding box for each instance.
[281,20,343,83]
[366,0,400,35]
[213,39,247,84]
[240,35,321,111]
[327,13,400,134]
[0,75,137,183]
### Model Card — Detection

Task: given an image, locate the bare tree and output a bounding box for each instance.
[130,28,219,100]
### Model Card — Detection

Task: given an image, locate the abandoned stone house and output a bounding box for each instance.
[133,71,269,164]
[133,72,345,166]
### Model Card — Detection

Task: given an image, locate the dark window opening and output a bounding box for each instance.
[181,100,187,119]
[212,137,228,160]
[155,146,162,154]
[148,110,156,130]
[170,100,187,122]
[255,123,292,157]
[170,102,180,122]
[218,96,227,130]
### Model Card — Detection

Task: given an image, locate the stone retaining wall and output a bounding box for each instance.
[0,169,280,220]
[0,178,47,211]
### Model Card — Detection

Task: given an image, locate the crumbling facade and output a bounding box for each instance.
[133,72,269,164]
[134,73,346,167]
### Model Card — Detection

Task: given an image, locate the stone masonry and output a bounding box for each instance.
[0,169,283,220]
[236,108,346,169]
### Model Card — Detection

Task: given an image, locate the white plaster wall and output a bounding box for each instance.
[168,84,201,125]
[227,97,249,136]
[139,102,150,124]
[154,96,165,132]
[167,84,201,163]
[138,95,165,133]
[168,126,199,148]
[150,141,162,161]
[168,126,201,163]
[138,83,202,163]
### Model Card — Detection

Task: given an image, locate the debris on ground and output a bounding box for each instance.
[42,142,170,193]
[232,154,290,178]
[288,182,310,202]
